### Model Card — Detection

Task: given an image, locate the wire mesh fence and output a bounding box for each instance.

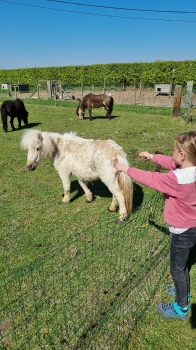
[0,191,169,349]
[1,82,195,107]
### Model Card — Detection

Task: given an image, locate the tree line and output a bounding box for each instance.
[0,60,195,87]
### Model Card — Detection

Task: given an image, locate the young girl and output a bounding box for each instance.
[115,131,196,320]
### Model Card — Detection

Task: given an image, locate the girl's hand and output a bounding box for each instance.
[139,151,154,160]
[115,162,129,173]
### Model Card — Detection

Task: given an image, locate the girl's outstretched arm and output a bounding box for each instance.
[115,152,154,173]
[139,151,154,160]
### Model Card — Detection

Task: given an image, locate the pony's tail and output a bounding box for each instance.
[1,104,8,132]
[117,171,133,213]
[117,155,133,213]
[109,96,114,115]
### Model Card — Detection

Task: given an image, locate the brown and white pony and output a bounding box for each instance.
[21,129,133,222]
[76,93,114,121]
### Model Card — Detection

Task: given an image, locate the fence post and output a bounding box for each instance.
[15,86,17,99]
[81,75,84,97]
[172,85,182,116]
[47,81,52,99]
[185,81,193,123]
[103,79,106,93]
[134,85,136,104]
[9,85,12,97]
[60,83,63,100]
[169,82,172,99]
[122,75,126,91]
[54,84,57,107]
[139,81,142,97]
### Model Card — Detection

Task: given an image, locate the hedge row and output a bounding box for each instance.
[0,60,195,86]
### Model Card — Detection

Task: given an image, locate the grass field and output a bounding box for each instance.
[1,97,196,349]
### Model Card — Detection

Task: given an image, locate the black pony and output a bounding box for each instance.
[1,98,28,132]
[76,93,114,121]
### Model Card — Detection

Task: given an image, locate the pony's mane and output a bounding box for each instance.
[62,131,77,139]
[21,129,41,150]
[21,129,80,157]
[79,94,91,109]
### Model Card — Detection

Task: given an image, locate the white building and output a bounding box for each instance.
[154,83,175,95]
[1,83,10,90]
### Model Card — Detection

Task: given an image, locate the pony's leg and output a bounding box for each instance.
[78,180,93,202]
[2,115,8,132]
[17,117,22,129]
[103,179,127,221]
[58,173,71,203]
[88,107,93,121]
[110,190,127,220]
[107,106,112,120]
[104,106,110,120]
[10,117,16,131]
[109,194,119,212]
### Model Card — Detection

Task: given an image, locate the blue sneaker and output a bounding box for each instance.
[166,284,192,302]
[156,301,190,320]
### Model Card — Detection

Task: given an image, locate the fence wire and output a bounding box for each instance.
[0,191,169,350]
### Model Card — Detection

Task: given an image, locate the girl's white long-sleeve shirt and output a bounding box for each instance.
[127,154,196,228]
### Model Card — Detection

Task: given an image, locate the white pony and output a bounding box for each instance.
[21,130,133,222]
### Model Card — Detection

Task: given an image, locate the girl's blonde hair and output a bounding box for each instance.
[175,131,196,165]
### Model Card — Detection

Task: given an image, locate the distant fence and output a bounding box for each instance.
[1,82,196,113]
[0,191,170,349]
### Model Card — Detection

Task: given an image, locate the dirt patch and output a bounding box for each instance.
[7,87,195,108]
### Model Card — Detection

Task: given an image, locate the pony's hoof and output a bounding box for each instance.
[117,220,125,225]
[117,215,128,224]
[107,207,118,213]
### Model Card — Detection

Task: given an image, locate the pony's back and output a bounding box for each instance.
[14,98,25,110]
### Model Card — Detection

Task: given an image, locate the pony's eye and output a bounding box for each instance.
[37,147,41,151]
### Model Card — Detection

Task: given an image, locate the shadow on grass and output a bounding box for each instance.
[188,245,196,272]
[5,122,42,133]
[148,220,170,236]
[24,122,42,129]
[81,115,119,120]
[188,245,196,328]
[132,183,144,210]
[69,179,144,209]
[191,304,196,328]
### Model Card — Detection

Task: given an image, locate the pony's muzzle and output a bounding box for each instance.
[27,162,37,171]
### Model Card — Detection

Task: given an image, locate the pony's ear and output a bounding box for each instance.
[37,132,43,142]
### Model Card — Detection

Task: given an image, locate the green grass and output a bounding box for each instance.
[1,97,196,349]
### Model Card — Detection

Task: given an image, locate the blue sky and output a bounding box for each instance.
[1,0,196,69]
